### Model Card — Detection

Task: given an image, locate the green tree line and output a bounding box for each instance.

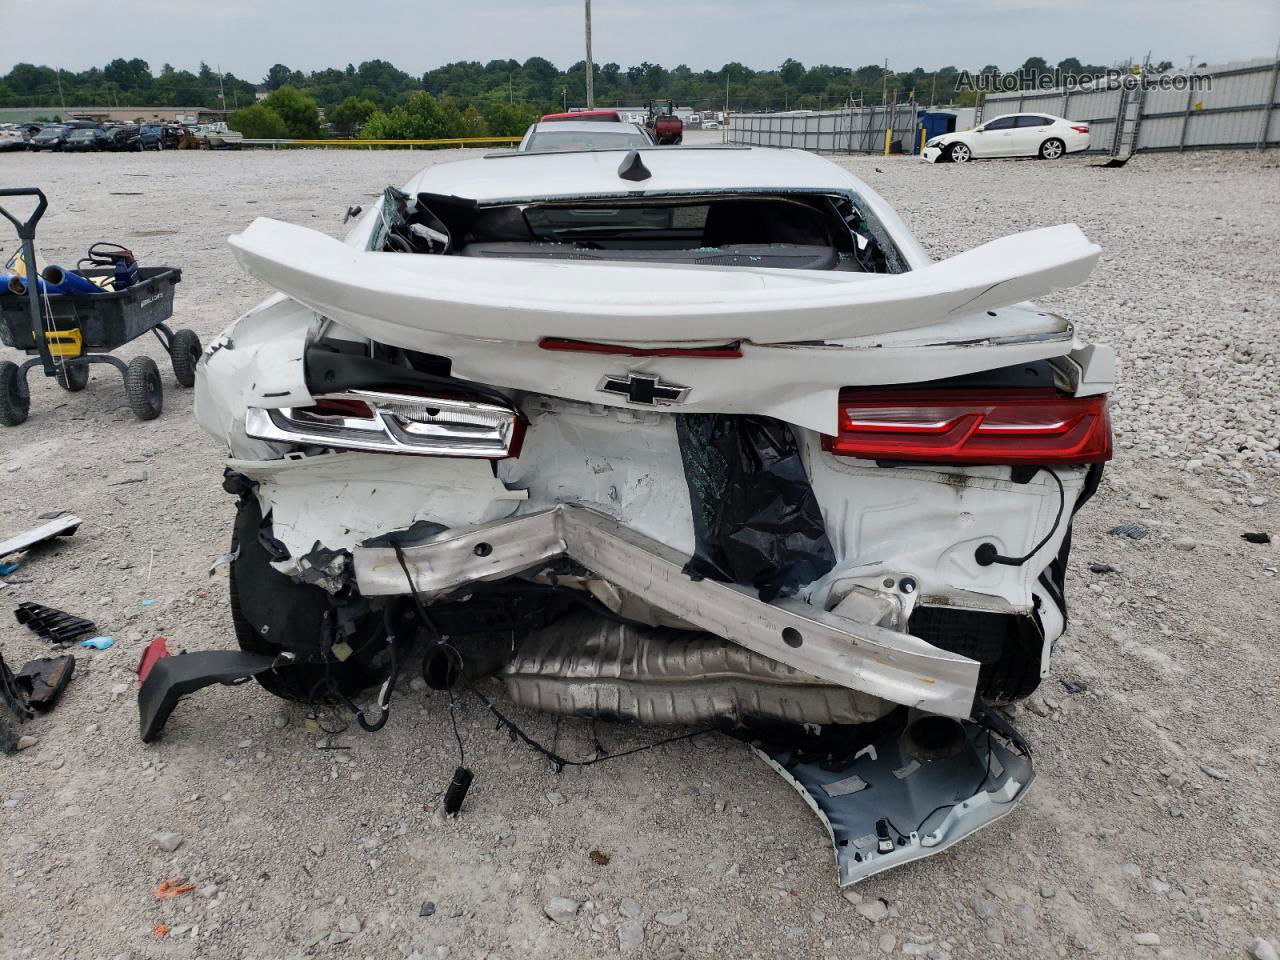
[3,55,1177,140]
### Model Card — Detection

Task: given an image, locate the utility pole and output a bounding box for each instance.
[217,64,227,115]
[882,59,889,105]
[584,0,594,108]
[55,69,66,112]
[724,67,730,113]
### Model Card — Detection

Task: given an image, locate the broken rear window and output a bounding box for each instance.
[374,188,906,273]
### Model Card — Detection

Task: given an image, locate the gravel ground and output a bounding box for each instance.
[0,143,1277,960]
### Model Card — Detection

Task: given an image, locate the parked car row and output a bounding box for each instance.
[0,120,189,153]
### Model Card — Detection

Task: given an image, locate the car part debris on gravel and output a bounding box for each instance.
[14,600,96,644]
[0,650,32,752]
[135,635,171,683]
[1108,523,1149,540]
[137,650,276,742]
[14,655,75,709]
[0,511,81,559]
[153,880,196,899]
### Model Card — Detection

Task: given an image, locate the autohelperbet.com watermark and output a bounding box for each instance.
[956,68,1213,94]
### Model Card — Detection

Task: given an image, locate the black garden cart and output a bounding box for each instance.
[0,188,200,426]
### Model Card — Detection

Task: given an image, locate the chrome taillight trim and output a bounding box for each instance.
[245,390,520,458]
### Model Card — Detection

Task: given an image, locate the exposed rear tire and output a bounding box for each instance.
[168,328,201,388]
[124,356,163,420]
[1039,138,1065,160]
[229,496,384,702]
[0,361,29,426]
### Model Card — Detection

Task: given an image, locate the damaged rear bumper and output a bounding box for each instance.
[756,713,1033,886]
[352,504,980,719]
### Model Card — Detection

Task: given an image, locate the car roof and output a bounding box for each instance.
[405,146,869,202]
[528,120,646,135]
[988,112,1064,120]
[540,110,622,122]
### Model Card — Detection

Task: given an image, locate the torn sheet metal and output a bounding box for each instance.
[354,503,982,719]
[226,452,527,561]
[754,717,1033,886]
[0,513,81,559]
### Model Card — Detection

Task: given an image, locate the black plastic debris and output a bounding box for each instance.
[1108,523,1149,540]
[1242,531,1272,545]
[676,414,835,602]
[16,656,75,710]
[1,651,31,753]
[443,766,473,815]
[138,650,276,742]
[1060,679,1089,695]
[13,602,97,644]
[419,901,436,918]
[1088,562,1116,574]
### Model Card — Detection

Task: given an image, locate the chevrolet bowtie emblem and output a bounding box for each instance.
[596,372,690,406]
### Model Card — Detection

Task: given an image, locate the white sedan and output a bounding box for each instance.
[922,113,1090,163]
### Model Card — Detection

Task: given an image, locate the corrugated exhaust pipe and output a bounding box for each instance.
[502,613,892,727]
[900,710,968,762]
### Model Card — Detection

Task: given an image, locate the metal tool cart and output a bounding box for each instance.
[0,188,200,426]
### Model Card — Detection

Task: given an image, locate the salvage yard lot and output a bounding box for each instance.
[0,147,1277,960]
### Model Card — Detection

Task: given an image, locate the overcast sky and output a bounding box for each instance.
[2,0,1275,78]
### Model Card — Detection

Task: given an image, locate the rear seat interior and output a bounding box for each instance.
[444,196,862,271]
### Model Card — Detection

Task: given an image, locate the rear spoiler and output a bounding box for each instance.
[229,218,1100,346]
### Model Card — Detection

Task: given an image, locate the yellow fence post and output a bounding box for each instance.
[883,127,893,156]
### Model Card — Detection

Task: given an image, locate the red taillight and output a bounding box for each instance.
[539,337,742,359]
[307,397,375,419]
[1070,125,1089,134]
[823,389,1112,465]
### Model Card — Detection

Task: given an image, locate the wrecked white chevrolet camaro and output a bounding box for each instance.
[178,145,1113,886]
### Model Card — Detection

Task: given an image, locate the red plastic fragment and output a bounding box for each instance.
[137,636,172,684]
